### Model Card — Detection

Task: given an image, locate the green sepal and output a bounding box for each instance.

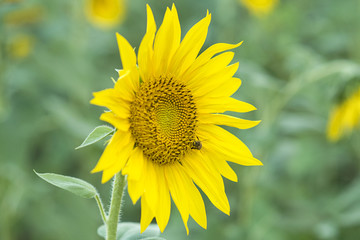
[76,125,115,149]
[34,170,97,199]
[97,222,163,240]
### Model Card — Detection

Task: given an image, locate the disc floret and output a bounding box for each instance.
[129,76,197,165]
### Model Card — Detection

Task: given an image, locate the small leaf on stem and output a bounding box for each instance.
[34,170,97,199]
[76,125,115,149]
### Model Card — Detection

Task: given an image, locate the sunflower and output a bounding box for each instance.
[91,4,262,234]
[240,0,278,17]
[86,0,126,29]
[327,87,360,141]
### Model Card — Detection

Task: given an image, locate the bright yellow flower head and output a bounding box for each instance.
[86,0,126,29]
[240,0,278,17]
[327,87,360,141]
[91,4,262,234]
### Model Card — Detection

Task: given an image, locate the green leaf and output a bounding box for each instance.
[34,170,97,199]
[76,125,114,149]
[97,222,163,240]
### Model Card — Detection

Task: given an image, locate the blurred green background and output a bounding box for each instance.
[1,0,360,239]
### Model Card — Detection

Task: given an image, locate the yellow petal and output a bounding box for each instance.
[113,70,138,102]
[100,141,134,183]
[127,177,145,205]
[122,147,144,181]
[91,131,132,173]
[196,96,257,114]
[189,63,239,98]
[205,77,242,97]
[143,161,159,215]
[140,196,155,233]
[169,13,211,77]
[100,111,130,131]
[126,149,148,204]
[202,145,238,182]
[154,165,171,233]
[182,151,230,215]
[197,124,263,166]
[90,88,130,116]
[187,180,207,229]
[116,34,139,92]
[184,52,235,88]
[138,4,156,81]
[152,5,181,77]
[189,41,243,71]
[116,32,136,70]
[199,113,261,129]
[164,163,190,234]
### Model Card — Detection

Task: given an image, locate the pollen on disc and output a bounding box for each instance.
[129,77,197,165]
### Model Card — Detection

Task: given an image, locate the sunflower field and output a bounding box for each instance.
[1,0,359,240]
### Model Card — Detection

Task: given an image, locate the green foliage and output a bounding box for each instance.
[34,170,97,199]
[76,125,115,150]
[97,223,163,240]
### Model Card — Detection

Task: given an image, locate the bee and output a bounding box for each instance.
[191,137,202,150]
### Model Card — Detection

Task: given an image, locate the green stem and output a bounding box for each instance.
[106,173,126,240]
[95,194,107,224]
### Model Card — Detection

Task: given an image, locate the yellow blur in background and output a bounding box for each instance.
[86,0,127,29]
[8,34,35,59]
[240,0,278,17]
[327,87,360,141]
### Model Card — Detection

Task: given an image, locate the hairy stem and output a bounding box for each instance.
[106,173,126,240]
[95,194,107,224]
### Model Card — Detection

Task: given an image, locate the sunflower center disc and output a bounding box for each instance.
[129,77,197,165]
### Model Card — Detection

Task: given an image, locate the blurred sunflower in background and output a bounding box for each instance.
[7,34,35,59]
[85,0,127,29]
[3,4,43,25]
[0,2,42,119]
[240,0,278,17]
[327,86,360,142]
[91,4,262,234]
[2,4,42,60]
